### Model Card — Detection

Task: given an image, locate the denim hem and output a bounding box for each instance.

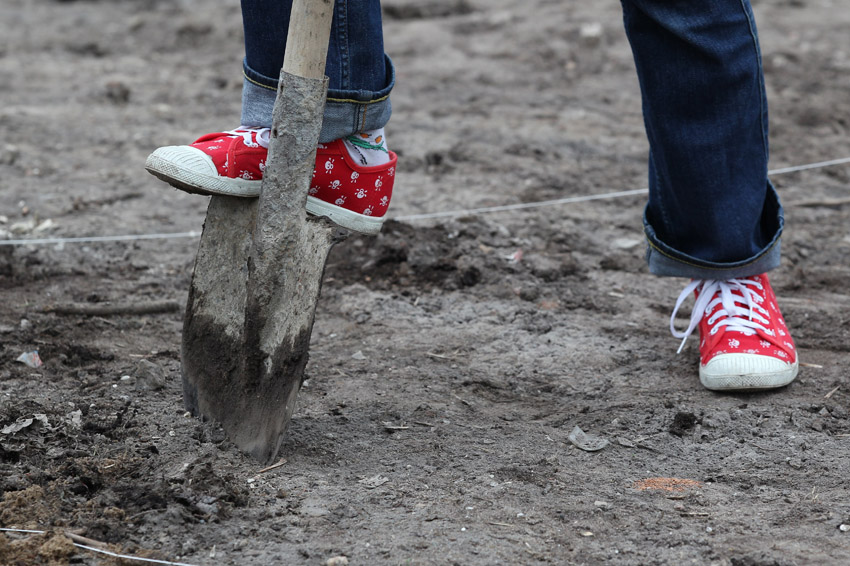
[241,55,394,142]
[242,54,395,101]
[645,238,782,279]
[644,184,785,280]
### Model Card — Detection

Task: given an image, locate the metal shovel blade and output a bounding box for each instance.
[181,0,337,463]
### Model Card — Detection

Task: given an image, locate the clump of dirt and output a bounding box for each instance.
[0,531,78,566]
[36,533,77,566]
[0,486,60,530]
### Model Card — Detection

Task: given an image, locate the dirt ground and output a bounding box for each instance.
[2,0,850,564]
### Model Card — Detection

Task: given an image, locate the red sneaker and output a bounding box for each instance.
[145,127,397,235]
[670,274,798,391]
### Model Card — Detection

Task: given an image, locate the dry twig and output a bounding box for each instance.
[257,458,288,474]
[42,300,181,316]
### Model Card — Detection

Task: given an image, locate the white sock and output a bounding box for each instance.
[342,128,391,166]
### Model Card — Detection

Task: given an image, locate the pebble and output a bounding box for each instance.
[134,359,166,391]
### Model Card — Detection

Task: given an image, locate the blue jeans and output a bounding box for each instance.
[622,0,783,279]
[239,0,394,143]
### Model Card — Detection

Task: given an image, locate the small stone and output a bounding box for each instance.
[0,145,19,166]
[611,237,642,250]
[153,103,173,118]
[105,81,131,104]
[134,359,166,391]
[358,475,389,489]
[326,557,349,566]
[579,22,603,46]
[518,286,540,302]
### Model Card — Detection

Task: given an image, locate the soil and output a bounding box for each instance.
[2,0,850,564]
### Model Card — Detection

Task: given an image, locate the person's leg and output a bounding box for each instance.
[146,0,398,235]
[621,0,797,391]
[240,0,394,142]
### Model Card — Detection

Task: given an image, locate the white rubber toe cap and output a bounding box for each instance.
[145,146,260,197]
[148,145,219,176]
[700,353,799,391]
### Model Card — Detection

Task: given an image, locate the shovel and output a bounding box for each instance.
[181,0,341,463]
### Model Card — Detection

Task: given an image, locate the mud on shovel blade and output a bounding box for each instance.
[181,0,339,463]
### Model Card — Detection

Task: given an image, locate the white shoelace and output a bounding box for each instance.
[225,126,270,149]
[670,278,771,354]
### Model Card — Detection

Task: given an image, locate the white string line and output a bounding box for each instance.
[1,155,847,247]
[0,528,200,566]
[768,156,850,175]
[392,188,648,221]
[74,543,200,566]
[0,231,201,247]
[393,156,850,222]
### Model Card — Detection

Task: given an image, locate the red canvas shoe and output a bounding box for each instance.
[145,127,397,235]
[670,274,798,391]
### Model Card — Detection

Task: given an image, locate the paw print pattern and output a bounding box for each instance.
[301,139,396,220]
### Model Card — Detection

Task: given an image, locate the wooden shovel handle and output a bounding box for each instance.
[283,0,334,80]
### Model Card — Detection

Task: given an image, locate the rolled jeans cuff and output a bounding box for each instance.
[644,184,784,280]
[240,55,395,144]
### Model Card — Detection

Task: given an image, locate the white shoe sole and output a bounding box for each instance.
[700,353,799,391]
[145,146,386,235]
